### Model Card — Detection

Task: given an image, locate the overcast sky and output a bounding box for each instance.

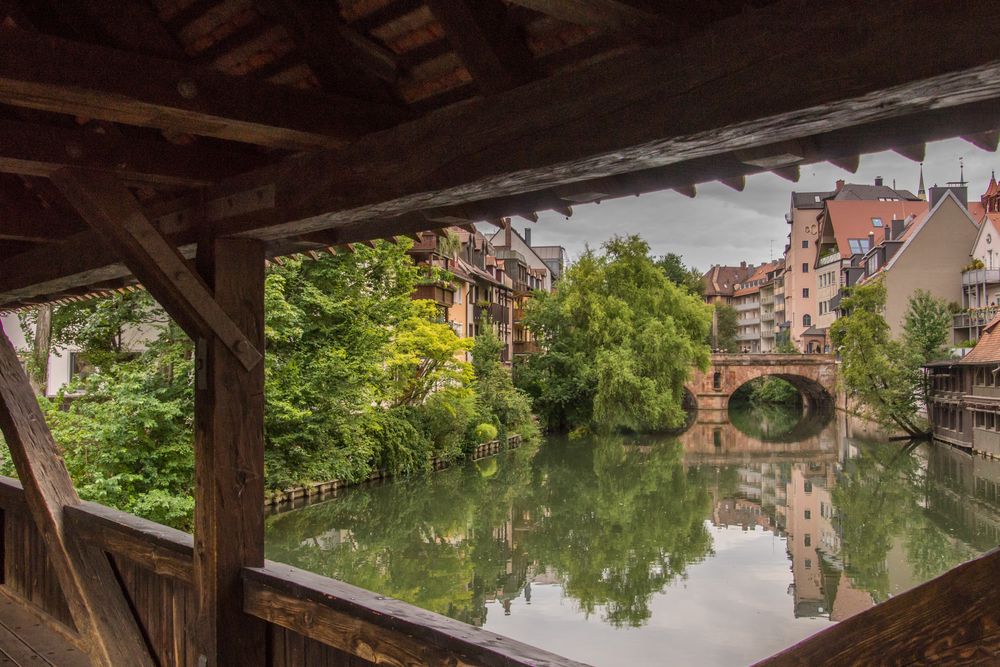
[501,138,997,273]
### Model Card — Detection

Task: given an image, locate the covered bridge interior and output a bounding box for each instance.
[0,0,998,665]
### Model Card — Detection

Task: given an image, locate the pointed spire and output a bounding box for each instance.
[918,162,926,200]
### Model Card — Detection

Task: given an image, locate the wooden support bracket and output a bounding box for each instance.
[0,325,154,667]
[50,169,262,371]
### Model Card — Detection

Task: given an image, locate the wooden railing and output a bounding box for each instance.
[0,476,587,667]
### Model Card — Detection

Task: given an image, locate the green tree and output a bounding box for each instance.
[518,236,711,433]
[713,303,739,352]
[655,253,702,296]
[830,279,926,437]
[471,325,534,445]
[902,290,951,364]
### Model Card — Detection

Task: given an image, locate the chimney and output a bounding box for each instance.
[868,231,875,250]
[891,217,904,240]
[524,227,532,246]
[740,261,747,268]
[884,226,891,242]
[835,179,845,192]
[874,176,883,187]
[504,218,512,248]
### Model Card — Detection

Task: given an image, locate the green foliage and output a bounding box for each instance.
[6,239,531,528]
[733,376,802,406]
[517,236,711,432]
[655,253,702,296]
[713,303,739,352]
[830,279,926,437]
[474,423,498,442]
[902,290,951,363]
[471,326,534,445]
[774,335,798,354]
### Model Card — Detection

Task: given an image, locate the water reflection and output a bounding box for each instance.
[264,407,1000,666]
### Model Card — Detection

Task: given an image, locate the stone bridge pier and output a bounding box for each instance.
[687,354,837,412]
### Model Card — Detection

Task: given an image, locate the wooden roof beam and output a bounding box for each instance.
[0,28,410,150]
[0,118,267,187]
[426,0,536,93]
[504,0,698,41]
[0,178,85,242]
[50,169,262,370]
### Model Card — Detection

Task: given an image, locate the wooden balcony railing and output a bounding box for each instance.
[0,477,586,667]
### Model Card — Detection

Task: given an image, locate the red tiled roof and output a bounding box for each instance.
[961,313,1000,364]
[825,200,929,258]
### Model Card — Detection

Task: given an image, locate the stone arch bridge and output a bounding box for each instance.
[687,354,837,412]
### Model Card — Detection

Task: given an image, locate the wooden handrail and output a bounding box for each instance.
[0,480,588,666]
[64,501,194,584]
[244,563,592,667]
[754,548,1000,666]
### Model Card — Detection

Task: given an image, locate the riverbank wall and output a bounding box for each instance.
[265,433,524,511]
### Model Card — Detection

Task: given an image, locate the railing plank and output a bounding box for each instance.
[754,548,1000,666]
[244,564,591,667]
[63,502,193,583]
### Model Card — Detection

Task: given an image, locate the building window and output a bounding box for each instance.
[804,509,811,519]
[712,372,722,391]
[804,534,812,547]
[802,288,809,298]
[848,238,871,254]
[872,217,883,227]
[805,559,812,569]
[801,262,809,273]
[802,240,808,248]
[803,314,812,327]
[804,480,813,493]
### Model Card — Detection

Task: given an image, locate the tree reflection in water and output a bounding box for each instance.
[265,405,998,633]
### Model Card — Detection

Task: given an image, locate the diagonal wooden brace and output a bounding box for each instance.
[0,323,155,667]
[51,168,262,370]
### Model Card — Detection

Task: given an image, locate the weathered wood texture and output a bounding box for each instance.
[754,548,1000,666]
[192,237,267,666]
[0,27,407,149]
[244,564,590,667]
[0,329,153,666]
[51,169,262,370]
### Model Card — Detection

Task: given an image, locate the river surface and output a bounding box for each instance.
[264,404,1000,666]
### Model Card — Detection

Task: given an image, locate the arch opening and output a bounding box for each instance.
[726,374,835,442]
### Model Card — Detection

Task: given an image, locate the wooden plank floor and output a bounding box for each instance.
[0,596,90,667]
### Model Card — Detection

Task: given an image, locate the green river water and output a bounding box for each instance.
[264,404,1000,666]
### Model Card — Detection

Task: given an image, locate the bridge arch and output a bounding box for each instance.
[687,354,837,413]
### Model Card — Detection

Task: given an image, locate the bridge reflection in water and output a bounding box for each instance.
[264,407,999,667]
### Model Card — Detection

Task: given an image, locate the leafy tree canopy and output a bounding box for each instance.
[517,236,711,433]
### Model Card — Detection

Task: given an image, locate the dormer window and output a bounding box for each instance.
[871,217,883,227]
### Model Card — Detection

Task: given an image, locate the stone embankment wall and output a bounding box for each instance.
[265,434,523,511]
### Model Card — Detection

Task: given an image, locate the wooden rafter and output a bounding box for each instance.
[425,0,536,93]
[50,169,262,370]
[0,118,267,188]
[0,330,155,667]
[0,28,409,150]
[505,0,692,40]
[0,177,84,242]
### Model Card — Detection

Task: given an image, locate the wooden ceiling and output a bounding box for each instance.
[1,0,1000,309]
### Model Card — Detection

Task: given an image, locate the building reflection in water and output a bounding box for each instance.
[264,405,1000,632]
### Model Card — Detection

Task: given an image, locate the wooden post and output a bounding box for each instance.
[0,322,155,666]
[193,236,267,667]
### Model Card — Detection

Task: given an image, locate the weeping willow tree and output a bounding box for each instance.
[516,235,711,433]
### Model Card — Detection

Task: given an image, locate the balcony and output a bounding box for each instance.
[513,340,541,355]
[962,268,1000,286]
[474,302,510,325]
[413,283,455,308]
[740,316,760,326]
[513,307,527,322]
[818,250,841,267]
[736,331,759,341]
[734,300,759,311]
[954,306,1000,330]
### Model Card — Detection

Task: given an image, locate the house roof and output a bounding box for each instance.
[832,183,921,201]
[792,191,836,210]
[961,313,1000,364]
[702,264,756,297]
[733,261,777,296]
[822,200,929,258]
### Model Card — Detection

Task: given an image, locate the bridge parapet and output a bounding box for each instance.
[688,354,837,411]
